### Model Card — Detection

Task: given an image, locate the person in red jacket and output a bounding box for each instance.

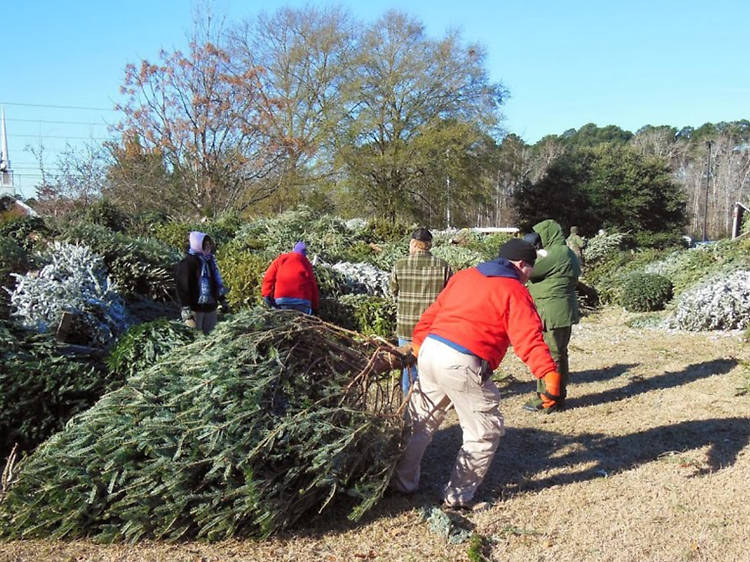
[261,241,320,314]
[390,238,561,510]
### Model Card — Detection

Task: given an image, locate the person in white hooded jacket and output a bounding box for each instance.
[174,231,230,334]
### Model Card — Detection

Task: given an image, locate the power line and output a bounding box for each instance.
[0,101,117,111]
[8,118,112,126]
[12,133,117,141]
[12,168,66,172]
[15,161,71,167]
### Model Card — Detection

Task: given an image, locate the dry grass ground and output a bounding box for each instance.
[1,307,748,562]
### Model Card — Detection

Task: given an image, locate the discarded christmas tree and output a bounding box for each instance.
[0,308,406,542]
[0,320,114,456]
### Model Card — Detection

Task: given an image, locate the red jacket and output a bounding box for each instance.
[412,262,556,378]
[261,252,320,310]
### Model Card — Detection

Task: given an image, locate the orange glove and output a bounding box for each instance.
[540,370,561,409]
[411,341,421,357]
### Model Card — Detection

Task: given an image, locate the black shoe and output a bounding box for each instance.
[442,500,490,513]
[542,401,566,414]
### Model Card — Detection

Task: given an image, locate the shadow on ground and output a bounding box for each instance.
[497,363,638,399]
[566,357,737,408]
[415,415,750,509]
[291,359,743,537]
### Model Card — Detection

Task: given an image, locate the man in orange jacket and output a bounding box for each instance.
[390,238,561,510]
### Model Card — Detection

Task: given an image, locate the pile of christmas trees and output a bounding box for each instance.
[0,309,405,542]
[0,320,115,455]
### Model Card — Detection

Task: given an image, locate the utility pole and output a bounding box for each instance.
[702,140,712,242]
[445,147,451,228]
[446,175,451,228]
[445,148,451,228]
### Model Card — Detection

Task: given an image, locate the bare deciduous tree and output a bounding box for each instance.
[115,19,288,218]
[228,6,358,211]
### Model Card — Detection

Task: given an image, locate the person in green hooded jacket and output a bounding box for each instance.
[523,219,581,413]
[566,226,586,269]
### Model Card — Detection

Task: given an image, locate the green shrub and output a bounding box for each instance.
[150,214,243,253]
[360,218,413,244]
[318,297,358,331]
[475,233,513,261]
[149,221,200,253]
[0,236,27,279]
[319,295,396,337]
[220,228,268,258]
[129,210,168,232]
[338,241,380,265]
[314,263,353,298]
[216,249,269,309]
[76,199,130,232]
[431,245,484,271]
[632,230,684,249]
[0,215,51,252]
[585,247,664,305]
[620,273,673,312]
[107,318,195,379]
[340,295,396,337]
[60,223,179,302]
[363,242,408,271]
[256,208,362,262]
[0,320,117,455]
[582,231,627,265]
[210,212,244,244]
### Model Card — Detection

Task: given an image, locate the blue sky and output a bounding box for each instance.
[3,0,748,198]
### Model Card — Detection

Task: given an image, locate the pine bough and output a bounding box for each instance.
[0,309,406,542]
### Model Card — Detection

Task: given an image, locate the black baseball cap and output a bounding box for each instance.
[498,238,537,266]
[411,228,433,242]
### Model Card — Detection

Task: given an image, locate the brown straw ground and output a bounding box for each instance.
[1,307,748,561]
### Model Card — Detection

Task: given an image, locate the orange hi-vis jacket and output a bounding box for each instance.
[412,260,556,378]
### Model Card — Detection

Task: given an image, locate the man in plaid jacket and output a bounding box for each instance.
[390,228,452,394]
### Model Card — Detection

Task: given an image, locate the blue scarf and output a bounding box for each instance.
[189,250,228,305]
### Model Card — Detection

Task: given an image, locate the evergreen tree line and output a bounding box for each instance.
[499,121,750,241]
[26,7,749,241]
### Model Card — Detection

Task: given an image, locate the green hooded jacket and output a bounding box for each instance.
[527,219,581,329]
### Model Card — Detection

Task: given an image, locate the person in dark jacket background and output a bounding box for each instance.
[261,241,320,314]
[174,231,230,335]
[524,219,581,413]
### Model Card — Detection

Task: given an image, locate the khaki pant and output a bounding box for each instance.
[392,337,504,506]
[194,310,217,335]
